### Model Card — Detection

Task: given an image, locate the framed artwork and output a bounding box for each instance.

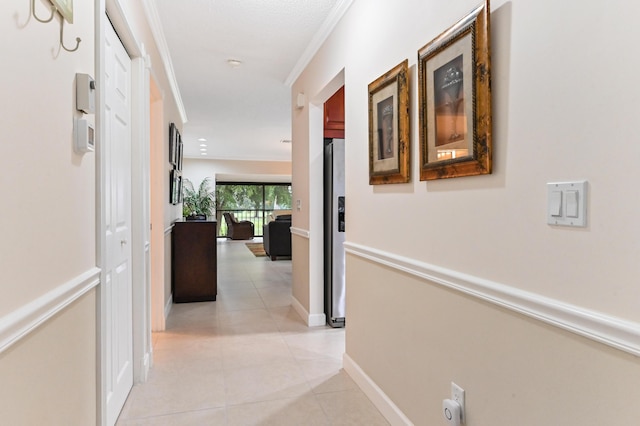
[169,123,177,166]
[177,137,184,171]
[368,59,410,185]
[170,170,182,204]
[418,0,492,180]
[51,0,73,23]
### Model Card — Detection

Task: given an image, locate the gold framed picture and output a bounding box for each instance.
[368,59,410,185]
[418,0,492,180]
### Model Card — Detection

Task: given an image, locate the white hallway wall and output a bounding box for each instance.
[292,0,640,424]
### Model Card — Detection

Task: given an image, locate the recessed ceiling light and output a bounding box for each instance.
[227,58,242,67]
[199,144,208,147]
[200,147,207,151]
[197,138,207,142]
[280,139,292,144]
[200,152,207,156]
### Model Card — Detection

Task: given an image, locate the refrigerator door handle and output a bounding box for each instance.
[338,196,345,232]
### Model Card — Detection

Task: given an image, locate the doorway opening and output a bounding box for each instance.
[323,86,346,328]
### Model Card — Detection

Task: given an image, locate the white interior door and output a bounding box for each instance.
[104,21,133,426]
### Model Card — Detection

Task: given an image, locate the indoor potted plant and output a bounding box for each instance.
[182,177,215,220]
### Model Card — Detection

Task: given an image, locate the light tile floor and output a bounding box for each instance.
[117,239,389,425]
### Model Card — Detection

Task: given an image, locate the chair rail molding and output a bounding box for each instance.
[344,242,640,357]
[0,267,101,354]
[290,227,310,239]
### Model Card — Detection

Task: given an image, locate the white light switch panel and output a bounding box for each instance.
[547,181,587,227]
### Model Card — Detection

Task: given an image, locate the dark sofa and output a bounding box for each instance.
[263,215,291,261]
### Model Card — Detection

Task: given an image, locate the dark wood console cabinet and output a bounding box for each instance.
[172,220,217,303]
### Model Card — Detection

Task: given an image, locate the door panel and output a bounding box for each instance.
[104,20,133,426]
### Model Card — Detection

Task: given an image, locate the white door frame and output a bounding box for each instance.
[307,71,345,324]
[97,1,152,424]
[130,49,153,384]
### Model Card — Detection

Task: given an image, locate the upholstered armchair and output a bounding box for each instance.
[223,213,254,240]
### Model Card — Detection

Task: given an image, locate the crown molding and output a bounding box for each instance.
[284,0,355,87]
[141,0,188,124]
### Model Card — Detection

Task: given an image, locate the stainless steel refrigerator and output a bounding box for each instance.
[324,138,346,328]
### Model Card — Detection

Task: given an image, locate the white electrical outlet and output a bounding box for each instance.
[452,382,465,423]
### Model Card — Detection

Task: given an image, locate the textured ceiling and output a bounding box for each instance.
[153,0,341,162]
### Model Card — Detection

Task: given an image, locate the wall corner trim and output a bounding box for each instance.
[290,227,311,239]
[291,296,325,327]
[0,267,101,354]
[164,294,173,321]
[343,353,414,426]
[344,242,640,358]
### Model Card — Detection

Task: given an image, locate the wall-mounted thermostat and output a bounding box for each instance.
[75,118,95,153]
[76,73,96,114]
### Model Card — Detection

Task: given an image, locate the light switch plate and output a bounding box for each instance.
[547,181,587,227]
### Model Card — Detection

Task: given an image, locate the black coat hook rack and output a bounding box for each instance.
[31,0,81,52]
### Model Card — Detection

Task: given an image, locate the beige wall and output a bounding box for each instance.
[182,158,292,186]
[164,231,173,310]
[0,1,97,424]
[0,0,186,422]
[291,236,310,314]
[347,256,640,425]
[292,0,640,423]
[0,292,97,425]
[1,1,95,316]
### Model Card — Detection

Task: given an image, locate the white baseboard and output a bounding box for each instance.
[138,352,151,383]
[308,313,326,327]
[343,353,413,426]
[0,267,101,354]
[344,242,640,357]
[291,295,326,327]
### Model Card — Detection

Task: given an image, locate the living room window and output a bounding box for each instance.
[215,182,292,237]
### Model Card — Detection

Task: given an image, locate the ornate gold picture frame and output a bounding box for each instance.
[368,59,410,185]
[418,0,492,180]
